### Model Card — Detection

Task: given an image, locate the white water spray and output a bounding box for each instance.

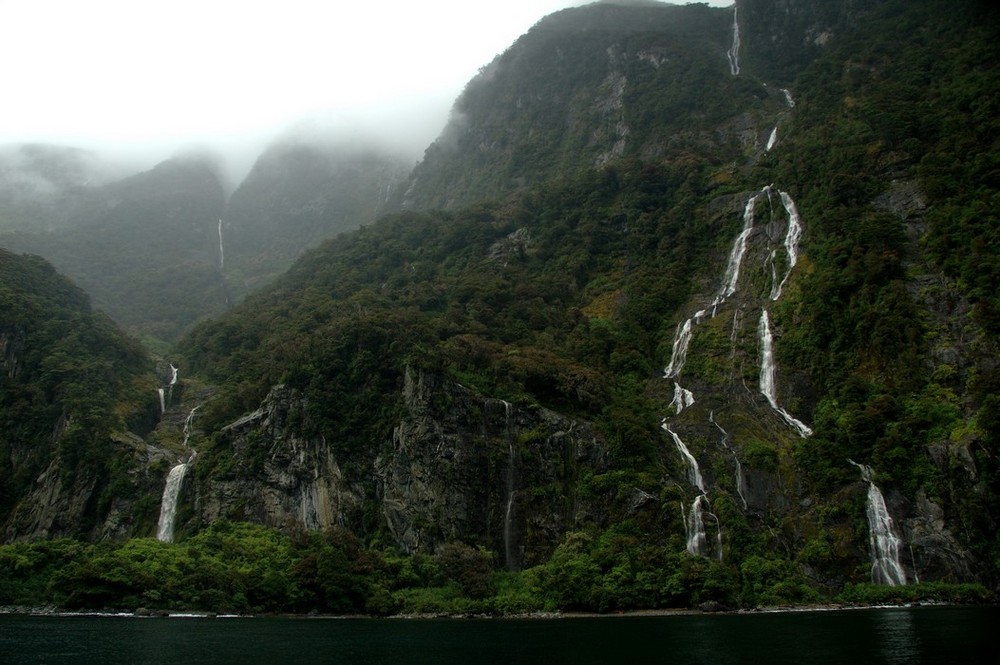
[758,310,812,437]
[157,388,166,414]
[713,190,763,313]
[156,461,190,542]
[669,382,696,415]
[849,461,908,586]
[766,127,778,152]
[726,4,741,76]
[664,318,694,378]
[770,191,804,301]
[663,426,705,493]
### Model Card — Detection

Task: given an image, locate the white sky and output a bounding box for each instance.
[1,0,733,173]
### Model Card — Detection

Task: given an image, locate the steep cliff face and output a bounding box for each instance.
[399,2,780,210]
[377,368,608,569]
[193,384,364,533]
[179,370,609,566]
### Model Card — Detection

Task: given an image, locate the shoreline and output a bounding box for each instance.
[0,599,979,620]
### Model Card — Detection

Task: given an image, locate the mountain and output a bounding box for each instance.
[0,0,998,613]
[220,139,411,299]
[0,249,162,540]
[0,144,122,233]
[0,140,412,345]
[1,154,228,344]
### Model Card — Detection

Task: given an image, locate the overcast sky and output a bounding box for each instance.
[1,0,733,174]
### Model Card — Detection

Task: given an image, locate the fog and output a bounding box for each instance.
[2,0,734,185]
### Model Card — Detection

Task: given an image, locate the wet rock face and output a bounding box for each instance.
[197,385,364,532]
[376,368,609,568]
[189,372,609,566]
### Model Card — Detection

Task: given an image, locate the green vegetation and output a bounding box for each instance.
[0,249,154,532]
[1,522,990,615]
[1,0,998,613]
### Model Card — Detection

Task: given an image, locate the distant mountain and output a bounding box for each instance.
[221,139,411,298]
[1,154,228,343]
[0,144,122,233]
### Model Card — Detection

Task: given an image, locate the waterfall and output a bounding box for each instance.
[182,405,200,448]
[713,190,762,313]
[664,318,694,378]
[711,411,748,510]
[500,400,518,571]
[683,495,709,556]
[770,191,804,301]
[726,4,741,76]
[669,382,696,415]
[663,426,705,493]
[156,462,189,542]
[169,364,178,385]
[157,388,166,414]
[766,127,778,152]
[849,461,908,586]
[217,218,225,270]
[781,88,796,108]
[758,310,813,437]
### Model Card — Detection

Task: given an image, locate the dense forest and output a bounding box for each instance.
[1,0,998,615]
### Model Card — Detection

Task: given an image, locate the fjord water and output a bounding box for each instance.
[2,607,996,664]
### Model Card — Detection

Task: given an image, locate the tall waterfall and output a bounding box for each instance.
[500,400,518,571]
[758,310,813,437]
[850,461,908,586]
[770,191,804,301]
[157,388,166,414]
[664,318,694,378]
[217,218,225,270]
[726,4,741,76]
[169,364,178,385]
[156,461,190,542]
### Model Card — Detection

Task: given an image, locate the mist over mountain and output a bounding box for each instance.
[0,0,998,615]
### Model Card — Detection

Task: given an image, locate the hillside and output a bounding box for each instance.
[0,0,997,614]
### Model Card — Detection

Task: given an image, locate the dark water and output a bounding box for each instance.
[1,606,997,664]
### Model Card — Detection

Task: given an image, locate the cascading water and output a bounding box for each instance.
[664,318,694,378]
[758,309,813,437]
[849,461,908,586]
[663,425,720,558]
[157,405,201,543]
[664,426,705,492]
[157,388,166,414]
[726,4,741,76]
[669,383,695,415]
[169,364,178,385]
[156,461,189,543]
[766,127,778,152]
[770,191,804,301]
[713,189,763,314]
[781,88,796,108]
